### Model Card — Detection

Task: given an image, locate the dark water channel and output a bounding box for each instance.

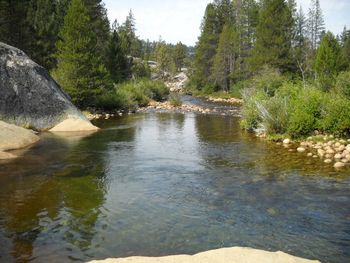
[0,97,349,263]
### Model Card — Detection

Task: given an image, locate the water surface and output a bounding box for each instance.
[0,107,349,263]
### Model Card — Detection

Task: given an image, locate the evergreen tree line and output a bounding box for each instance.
[192,0,350,92]
[0,0,190,108]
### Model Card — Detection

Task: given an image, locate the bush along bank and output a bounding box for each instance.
[240,71,350,169]
[84,79,169,119]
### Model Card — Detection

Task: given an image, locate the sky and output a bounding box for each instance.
[104,0,350,46]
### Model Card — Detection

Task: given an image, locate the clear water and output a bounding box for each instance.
[0,102,350,263]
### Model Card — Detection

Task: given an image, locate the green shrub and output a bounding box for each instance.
[334,71,350,99]
[257,95,289,134]
[169,93,183,107]
[95,79,169,110]
[230,80,250,98]
[137,79,169,101]
[320,94,350,135]
[250,66,285,97]
[132,61,151,79]
[287,87,324,137]
[241,88,268,130]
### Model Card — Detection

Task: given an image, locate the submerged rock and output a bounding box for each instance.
[334,162,345,169]
[0,42,97,131]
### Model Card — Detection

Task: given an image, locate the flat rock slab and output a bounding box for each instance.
[0,121,39,152]
[88,247,320,263]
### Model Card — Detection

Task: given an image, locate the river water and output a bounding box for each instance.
[0,97,349,262]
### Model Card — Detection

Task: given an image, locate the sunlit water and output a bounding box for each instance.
[0,98,349,263]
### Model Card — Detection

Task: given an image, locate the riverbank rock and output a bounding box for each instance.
[0,121,39,159]
[88,247,320,263]
[297,147,306,153]
[0,42,97,131]
[165,72,189,92]
[334,162,345,169]
[50,118,99,132]
[206,96,243,105]
[283,138,291,144]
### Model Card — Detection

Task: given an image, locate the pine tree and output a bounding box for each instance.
[26,0,59,70]
[314,32,341,91]
[251,0,294,72]
[106,20,129,83]
[234,0,259,79]
[292,6,310,82]
[55,0,70,29]
[212,23,239,91]
[155,41,176,75]
[338,27,350,71]
[53,0,110,108]
[173,42,188,71]
[214,0,235,27]
[0,0,32,51]
[118,9,141,57]
[193,3,220,88]
[84,0,110,63]
[288,0,297,47]
[307,0,325,50]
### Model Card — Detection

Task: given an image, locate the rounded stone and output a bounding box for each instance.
[297,147,306,153]
[334,153,343,159]
[324,159,332,164]
[283,139,291,144]
[317,149,325,157]
[334,162,345,168]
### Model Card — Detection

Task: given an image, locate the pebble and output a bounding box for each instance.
[334,153,342,159]
[324,159,332,164]
[283,139,291,144]
[334,162,345,168]
[297,147,306,153]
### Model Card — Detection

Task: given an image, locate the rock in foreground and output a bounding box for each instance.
[88,247,320,263]
[0,42,97,131]
[0,121,39,159]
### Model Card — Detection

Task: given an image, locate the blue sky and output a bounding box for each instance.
[104,0,350,46]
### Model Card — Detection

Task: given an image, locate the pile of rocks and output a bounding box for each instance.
[137,101,219,115]
[206,96,243,104]
[165,72,189,92]
[84,112,124,121]
[282,136,350,169]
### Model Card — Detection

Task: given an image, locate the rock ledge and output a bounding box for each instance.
[88,247,320,263]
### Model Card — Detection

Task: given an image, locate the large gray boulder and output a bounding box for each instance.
[0,42,97,131]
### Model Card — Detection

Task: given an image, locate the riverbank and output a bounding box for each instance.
[88,247,320,263]
[275,135,350,169]
[137,100,239,115]
[84,95,242,121]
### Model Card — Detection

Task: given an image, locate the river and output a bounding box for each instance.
[0,97,349,262]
